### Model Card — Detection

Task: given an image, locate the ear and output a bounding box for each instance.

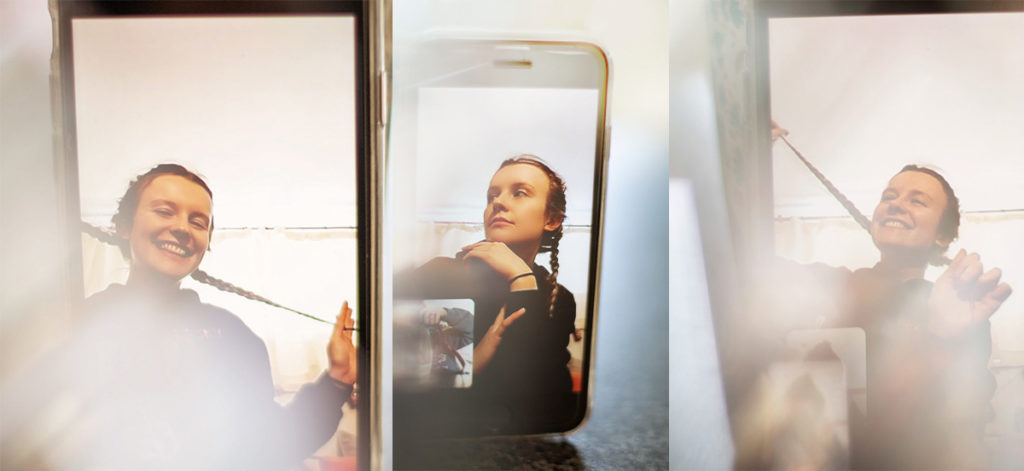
[544,215,562,232]
[115,223,130,241]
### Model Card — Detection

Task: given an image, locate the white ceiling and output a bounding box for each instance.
[769,12,1024,218]
[72,16,358,229]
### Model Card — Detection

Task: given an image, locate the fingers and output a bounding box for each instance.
[973,268,1003,300]
[335,301,354,343]
[940,249,968,282]
[419,307,442,325]
[939,250,982,298]
[991,283,1013,304]
[958,253,983,286]
[490,306,526,336]
[491,305,507,329]
[770,120,789,142]
[502,308,526,329]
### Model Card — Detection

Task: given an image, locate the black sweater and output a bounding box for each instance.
[55,284,350,471]
[396,257,577,397]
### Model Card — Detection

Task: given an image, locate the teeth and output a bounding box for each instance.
[157,241,189,256]
[883,220,910,229]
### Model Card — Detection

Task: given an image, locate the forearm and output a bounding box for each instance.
[237,373,351,470]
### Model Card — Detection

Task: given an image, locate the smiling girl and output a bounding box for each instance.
[61,164,357,470]
[754,159,1013,469]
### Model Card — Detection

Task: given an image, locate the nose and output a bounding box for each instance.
[169,216,192,242]
[490,192,509,212]
[886,197,909,214]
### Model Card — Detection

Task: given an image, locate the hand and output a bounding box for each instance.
[460,241,534,287]
[928,249,1013,338]
[327,301,357,385]
[473,305,526,374]
[771,119,789,143]
[420,306,445,326]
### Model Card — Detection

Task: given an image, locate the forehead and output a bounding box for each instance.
[139,174,213,212]
[886,170,947,200]
[489,163,551,189]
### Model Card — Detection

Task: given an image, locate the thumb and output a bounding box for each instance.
[502,308,526,329]
[936,249,967,286]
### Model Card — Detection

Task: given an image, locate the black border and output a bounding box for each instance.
[54,2,373,470]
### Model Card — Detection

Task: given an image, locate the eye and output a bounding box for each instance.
[911,199,926,207]
[486,192,498,203]
[190,219,209,230]
[154,208,174,217]
[880,192,896,202]
[513,189,528,197]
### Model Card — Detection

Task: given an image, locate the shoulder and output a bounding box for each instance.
[396,256,496,298]
[188,294,263,342]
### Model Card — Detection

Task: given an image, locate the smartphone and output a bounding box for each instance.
[387,38,610,449]
[50,2,383,470]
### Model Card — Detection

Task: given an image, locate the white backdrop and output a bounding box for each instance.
[769,12,1024,356]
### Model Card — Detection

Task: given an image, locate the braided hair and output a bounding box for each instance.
[82,221,333,325]
[498,155,567,318]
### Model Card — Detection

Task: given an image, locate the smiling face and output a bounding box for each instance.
[870,170,951,260]
[122,174,212,284]
[483,163,561,251]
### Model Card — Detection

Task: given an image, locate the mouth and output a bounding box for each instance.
[489,217,512,227]
[879,218,912,229]
[154,240,193,258]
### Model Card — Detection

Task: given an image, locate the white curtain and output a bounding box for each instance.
[81,227,359,450]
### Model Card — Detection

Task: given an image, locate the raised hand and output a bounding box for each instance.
[460,240,536,290]
[473,305,526,373]
[928,249,1013,338]
[326,301,357,385]
[420,306,445,326]
[771,119,790,143]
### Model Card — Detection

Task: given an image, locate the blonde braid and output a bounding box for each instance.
[546,227,563,319]
[497,155,567,320]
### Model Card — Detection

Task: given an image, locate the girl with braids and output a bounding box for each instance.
[397,155,576,401]
[50,164,357,470]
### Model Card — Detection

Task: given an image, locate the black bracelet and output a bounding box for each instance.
[509,272,535,284]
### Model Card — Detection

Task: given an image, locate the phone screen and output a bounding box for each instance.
[389,40,608,445]
[56,2,372,470]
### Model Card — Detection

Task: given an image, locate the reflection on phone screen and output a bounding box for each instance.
[391,40,606,441]
[394,299,475,390]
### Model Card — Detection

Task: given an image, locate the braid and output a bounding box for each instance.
[81,220,128,251]
[497,154,568,319]
[81,221,332,325]
[188,270,333,325]
[778,137,955,266]
[546,227,562,319]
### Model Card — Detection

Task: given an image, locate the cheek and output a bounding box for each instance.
[870,203,886,222]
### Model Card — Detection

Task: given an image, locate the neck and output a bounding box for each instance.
[507,242,539,269]
[126,268,183,293]
[875,252,928,281]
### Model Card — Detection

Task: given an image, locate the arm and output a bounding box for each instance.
[231,303,356,471]
[441,307,474,350]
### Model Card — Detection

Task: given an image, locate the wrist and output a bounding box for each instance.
[327,367,356,387]
[508,272,535,284]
